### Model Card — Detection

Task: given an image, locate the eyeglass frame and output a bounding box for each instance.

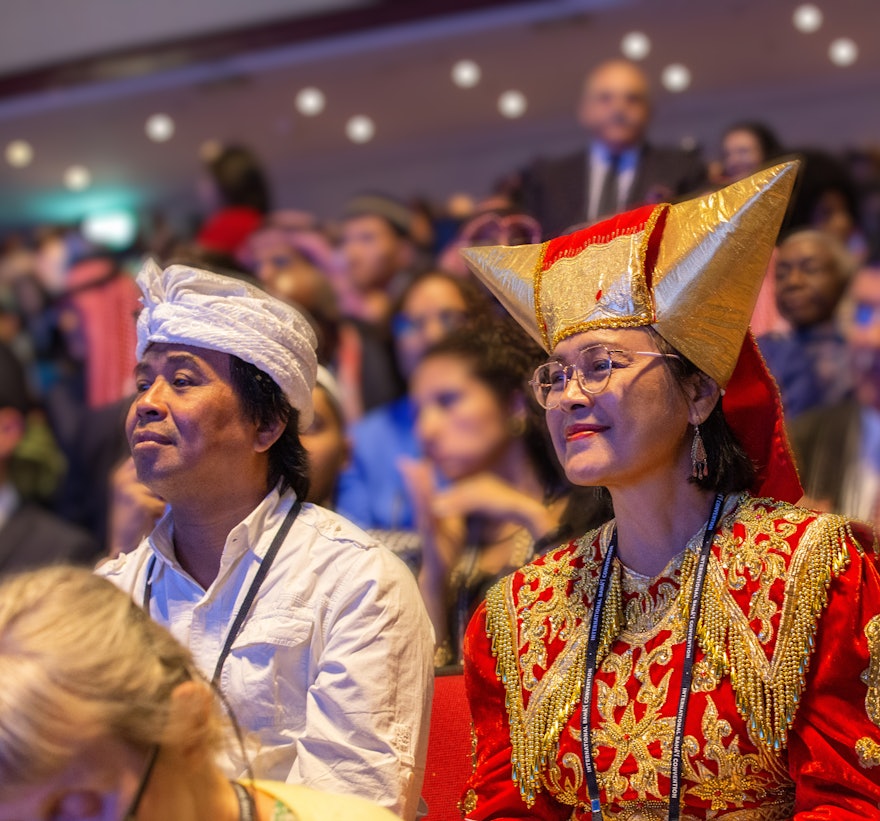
[529,343,682,409]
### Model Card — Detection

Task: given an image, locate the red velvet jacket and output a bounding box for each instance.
[462,495,880,819]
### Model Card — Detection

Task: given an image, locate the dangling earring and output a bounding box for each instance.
[691,424,708,480]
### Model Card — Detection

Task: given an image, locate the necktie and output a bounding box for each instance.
[596,154,621,219]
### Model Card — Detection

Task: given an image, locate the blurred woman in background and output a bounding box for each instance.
[0,566,398,820]
[404,320,609,666]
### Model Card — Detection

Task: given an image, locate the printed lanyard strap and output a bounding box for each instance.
[143,498,302,684]
[581,492,725,821]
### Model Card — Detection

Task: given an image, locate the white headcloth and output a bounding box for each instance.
[135,259,318,428]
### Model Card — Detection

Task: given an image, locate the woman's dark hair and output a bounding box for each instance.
[651,330,755,495]
[207,145,271,214]
[228,356,310,501]
[419,318,567,499]
[722,121,784,163]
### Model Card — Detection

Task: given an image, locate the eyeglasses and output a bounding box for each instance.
[530,343,681,409]
[121,745,159,821]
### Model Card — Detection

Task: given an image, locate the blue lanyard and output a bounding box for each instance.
[581,492,725,820]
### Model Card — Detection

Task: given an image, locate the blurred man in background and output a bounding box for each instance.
[519,59,706,237]
[791,263,880,523]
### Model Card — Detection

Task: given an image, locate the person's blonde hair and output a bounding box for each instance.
[0,566,221,789]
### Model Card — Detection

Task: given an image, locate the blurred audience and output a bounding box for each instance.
[247,211,402,420]
[518,58,706,236]
[340,192,424,326]
[302,366,350,509]
[402,320,608,665]
[718,121,784,184]
[0,341,97,573]
[791,264,880,524]
[336,270,487,536]
[758,230,856,419]
[196,144,270,261]
[438,205,541,278]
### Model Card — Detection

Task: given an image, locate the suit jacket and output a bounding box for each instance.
[789,399,861,512]
[519,142,707,238]
[0,502,100,575]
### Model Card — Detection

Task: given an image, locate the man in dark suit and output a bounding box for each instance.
[0,342,98,573]
[520,59,706,238]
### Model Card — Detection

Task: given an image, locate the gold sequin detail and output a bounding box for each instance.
[694,500,856,752]
[483,527,621,807]
[683,697,791,811]
[856,614,880,768]
[458,788,477,816]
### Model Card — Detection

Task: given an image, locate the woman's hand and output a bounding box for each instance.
[399,457,466,650]
[431,472,559,541]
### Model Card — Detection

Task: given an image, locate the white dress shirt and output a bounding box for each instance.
[98,486,434,821]
[587,143,640,223]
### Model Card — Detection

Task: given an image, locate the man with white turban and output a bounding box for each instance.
[98,261,434,821]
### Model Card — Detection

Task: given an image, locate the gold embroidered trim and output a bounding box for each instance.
[694,509,856,752]
[458,788,477,816]
[483,531,619,807]
[533,240,551,350]
[856,614,880,768]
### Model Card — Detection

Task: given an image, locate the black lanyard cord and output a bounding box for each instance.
[581,492,725,821]
[142,498,302,685]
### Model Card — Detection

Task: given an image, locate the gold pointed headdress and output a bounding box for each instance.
[461,161,798,387]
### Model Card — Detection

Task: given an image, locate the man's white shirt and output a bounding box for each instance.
[98,486,434,821]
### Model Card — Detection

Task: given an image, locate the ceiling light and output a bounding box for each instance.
[145,113,175,142]
[451,60,481,88]
[620,32,651,60]
[82,211,138,250]
[346,115,375,144]
[295,87,326,116]
[829,37,858,66]
[661,63,691,93]
[64,165,91,191]
[498,90,527,119]
[5,140,33,168]
[792,4,823,33]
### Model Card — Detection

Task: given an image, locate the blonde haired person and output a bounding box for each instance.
[0,566,400,821]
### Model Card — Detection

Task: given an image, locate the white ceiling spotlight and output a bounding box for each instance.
[346,115,375,144]
[661,63,691,93]
[498,90,527,119]
[64,165,91,191]
[451,59,481,88]
[793,4,823,33]
[5,140,33,168]
[145,113,175,142]
[829,37,858,66]
[295,87,326,116]
[620,31,651,61]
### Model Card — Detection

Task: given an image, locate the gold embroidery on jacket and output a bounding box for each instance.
[695,502,856,752]
[483,497,855,805]
[856,614,880,768]
[682,697,793,811]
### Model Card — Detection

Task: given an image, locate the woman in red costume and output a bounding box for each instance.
[458,162,880,819]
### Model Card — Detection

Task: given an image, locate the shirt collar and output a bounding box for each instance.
[147,483,297,571]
